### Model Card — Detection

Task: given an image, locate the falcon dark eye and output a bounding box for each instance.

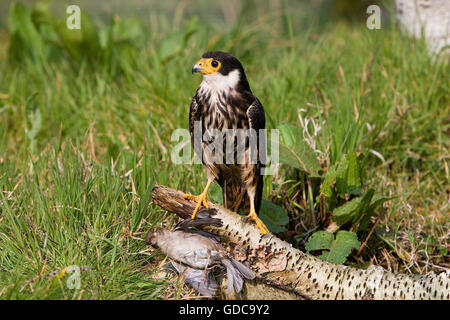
[211,60,219,68]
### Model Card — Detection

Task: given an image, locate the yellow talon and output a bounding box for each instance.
[247,195,269,235]
[183,192,209,219]
[247,211,269,235]
[183,179,213,219]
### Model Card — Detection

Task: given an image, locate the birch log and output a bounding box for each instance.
[395,0,450,55]
[151,185,450,300]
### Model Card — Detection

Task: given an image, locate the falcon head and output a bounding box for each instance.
[192,51,250,92]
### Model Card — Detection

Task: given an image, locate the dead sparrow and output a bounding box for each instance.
[147,227,255,294]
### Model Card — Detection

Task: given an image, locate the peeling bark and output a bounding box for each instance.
[151,185,450,300]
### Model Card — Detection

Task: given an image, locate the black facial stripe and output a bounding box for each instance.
[201,51,252,92]
[202,51,244,75]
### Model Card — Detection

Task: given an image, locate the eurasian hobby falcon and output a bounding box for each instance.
[183,51,269,235]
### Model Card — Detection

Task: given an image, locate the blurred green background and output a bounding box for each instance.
[0,0,448,300]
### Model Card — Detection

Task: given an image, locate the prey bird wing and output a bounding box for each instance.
[174,208,222,230]
[221,257,256,294]
[164,261,218,297]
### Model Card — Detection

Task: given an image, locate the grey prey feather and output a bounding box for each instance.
[146,227,255,294]
[164,261,218,297]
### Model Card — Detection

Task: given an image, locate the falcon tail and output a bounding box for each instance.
[222,174,263,215]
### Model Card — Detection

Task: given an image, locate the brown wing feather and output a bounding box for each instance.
[245,98,266,214]
[189,94,203,161]
[223,98,265,214]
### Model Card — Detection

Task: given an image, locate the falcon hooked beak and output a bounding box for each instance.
[192,58,222,75]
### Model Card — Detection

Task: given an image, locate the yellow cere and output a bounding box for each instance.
[194,58,221,75]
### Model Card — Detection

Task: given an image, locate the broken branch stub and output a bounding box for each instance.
[151,184,450,300]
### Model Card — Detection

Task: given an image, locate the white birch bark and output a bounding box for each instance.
[395,0,450,54]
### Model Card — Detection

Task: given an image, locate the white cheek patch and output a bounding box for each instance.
[200,69,241,94]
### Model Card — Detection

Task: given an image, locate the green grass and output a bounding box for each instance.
[0,0,448,299]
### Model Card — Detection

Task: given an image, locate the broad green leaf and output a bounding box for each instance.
[334,162,351,197]
[331,197,359,225]
[320,157,348,197]
[320,231,360,264]
[346,153,361,186]
[335,153,362,197]
[359,193,394,231]
[276,124,321,176]
[259,200,289,233]
[306,231,360,264]
[305,231,334,253]
[368,194,394,210]
[321,153,362,198]
[331,188,375,225]
[209,183,223,204]
[357,188,375,218]
[343,152,362,196]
